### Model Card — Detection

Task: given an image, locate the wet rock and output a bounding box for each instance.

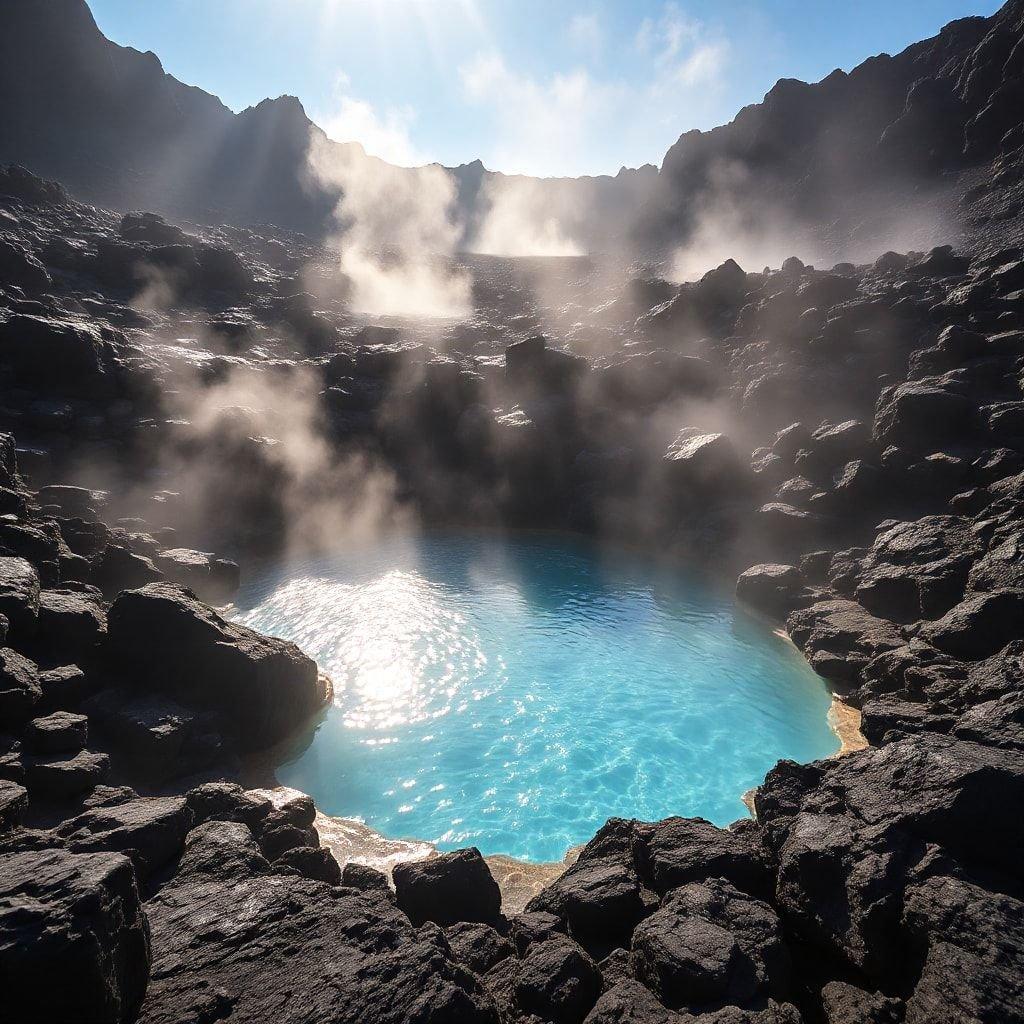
[394,847,502,927]
[55,796,193,879]
[25,710,88,754]
[0,848,150,1024]
[105,583,324,750]
[630,879,790,1013]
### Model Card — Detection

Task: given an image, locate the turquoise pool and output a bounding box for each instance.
[229,532,837,862]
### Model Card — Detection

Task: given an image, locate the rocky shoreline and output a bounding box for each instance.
[1,76,1024,1019]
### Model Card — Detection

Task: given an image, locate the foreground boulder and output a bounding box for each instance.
[105,583,325,749]
[629,879,790,1013]
[139,866,497,1023]
[0,848,150,1023]
[736,564,804,619]
[55,796,193,879]
[394,847,502,927]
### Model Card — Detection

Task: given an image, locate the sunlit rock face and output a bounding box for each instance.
[229,532,837,861]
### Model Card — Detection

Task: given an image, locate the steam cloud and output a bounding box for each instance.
[470,176,583,258]
[306,132,471,319]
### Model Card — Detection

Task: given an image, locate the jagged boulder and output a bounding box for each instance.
[0,314,118,394]
[138,870,498,1023]
[902,874,1024,1023]
[0,778,28,829]
[105,583,324,749]
[25,710,87,754]
[0,848,150,1023]
[736,565,805,619]
[629,879,790,1013]
[919,589,1024,659]
[394,847,502,928]
[55,796,193,879]
[515,934,602,1024]
[873,382,977,452]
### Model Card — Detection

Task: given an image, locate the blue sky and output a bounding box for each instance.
[87,0,1003,177]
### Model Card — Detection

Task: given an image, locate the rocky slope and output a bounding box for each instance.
[1,128,1023,1024]
[3,0,1024,261]
[0,0,653,253]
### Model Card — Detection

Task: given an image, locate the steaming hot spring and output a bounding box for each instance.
[229,532,837,862]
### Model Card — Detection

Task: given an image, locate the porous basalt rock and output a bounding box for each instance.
[105,583,325,750]
[0,848,150,1024]
[394,847,503,928]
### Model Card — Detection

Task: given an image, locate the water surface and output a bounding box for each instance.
[229,532,837,861]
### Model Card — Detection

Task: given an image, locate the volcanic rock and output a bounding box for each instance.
[105,583,323,749]
[394,847,502,927]
[0,848,150,1024]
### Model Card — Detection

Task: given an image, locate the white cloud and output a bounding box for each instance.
[314,72,426,167]
[635,3,728,90]
[460,51,624,177]
[673,41,729,87]
[459,3,730,176]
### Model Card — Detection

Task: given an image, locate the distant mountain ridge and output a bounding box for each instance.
[1,0,1023,259]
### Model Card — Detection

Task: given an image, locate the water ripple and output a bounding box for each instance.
[229,532,838,862]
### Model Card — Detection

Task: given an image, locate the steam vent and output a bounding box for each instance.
[1,0,1024,1021]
